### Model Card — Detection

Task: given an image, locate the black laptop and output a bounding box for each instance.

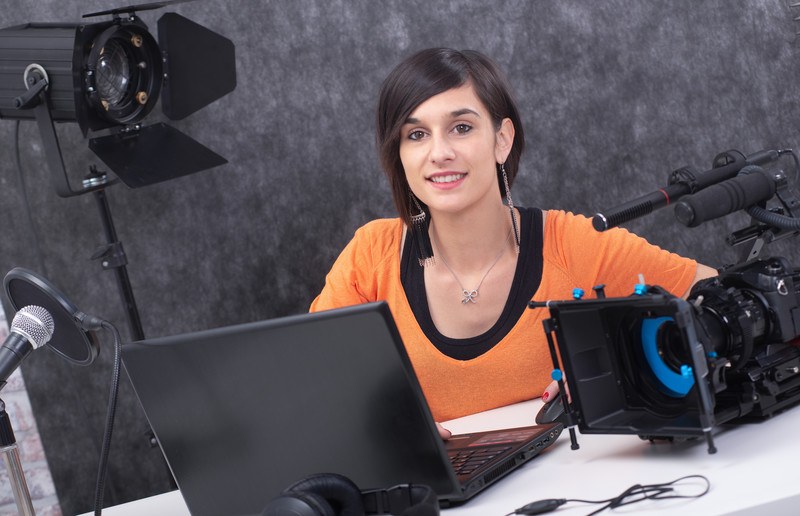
[122,302,562,516]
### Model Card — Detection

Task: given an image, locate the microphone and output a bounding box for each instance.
[0,305,54,390]
[674,168,777,227]
[592,149,780,231]
[591,186,680,232]
[3,268,98,366]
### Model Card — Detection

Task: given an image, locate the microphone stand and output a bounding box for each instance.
[0,399,35,516]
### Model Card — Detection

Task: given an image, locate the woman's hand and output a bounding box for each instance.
[436,422,451,440]
[542,380,570,403]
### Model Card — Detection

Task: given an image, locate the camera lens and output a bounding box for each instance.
[656,320,689,371]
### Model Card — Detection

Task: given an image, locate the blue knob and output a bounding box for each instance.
[572,288,584,299]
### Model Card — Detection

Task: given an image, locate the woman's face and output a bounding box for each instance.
[399,83,514,217]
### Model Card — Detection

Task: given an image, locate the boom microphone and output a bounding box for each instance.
[674,168,778,227]
[592,149,780,231]
[0,305,54,390]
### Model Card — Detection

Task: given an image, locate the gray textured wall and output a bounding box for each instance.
[1,0,799,513]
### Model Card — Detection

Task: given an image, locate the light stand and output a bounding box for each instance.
[0,6,236,502]
[88,168,146,341]
[14,63,146,341]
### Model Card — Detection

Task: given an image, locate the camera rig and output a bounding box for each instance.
[531,148,800,453]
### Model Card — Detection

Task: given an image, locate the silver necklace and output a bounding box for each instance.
[434,229,512,305]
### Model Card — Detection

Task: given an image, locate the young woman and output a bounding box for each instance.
[310,48,716,431]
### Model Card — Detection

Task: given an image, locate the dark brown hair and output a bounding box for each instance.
[376,48,525,225]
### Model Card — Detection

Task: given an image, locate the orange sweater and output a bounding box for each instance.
[310,210,697,421]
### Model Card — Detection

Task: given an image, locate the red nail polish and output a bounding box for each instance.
[542,391,550,402]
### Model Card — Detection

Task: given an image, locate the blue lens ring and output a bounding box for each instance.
[641,317,695,397]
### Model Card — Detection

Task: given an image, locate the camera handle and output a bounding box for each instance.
[727,167,800,262]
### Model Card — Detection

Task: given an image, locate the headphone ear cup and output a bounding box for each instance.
[287,473,365,516]
[262,490,336,516]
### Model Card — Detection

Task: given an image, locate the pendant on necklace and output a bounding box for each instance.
[461,289,479,304]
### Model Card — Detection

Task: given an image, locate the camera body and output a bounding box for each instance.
[690,258,800,418]
[539,258,800,450]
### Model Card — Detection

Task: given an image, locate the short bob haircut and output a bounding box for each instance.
[376,48,525,226]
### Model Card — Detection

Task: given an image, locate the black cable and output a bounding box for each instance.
[777,148,799,183]
[93,319,123,516]
[506,474,710,515]
[739,158,800,231]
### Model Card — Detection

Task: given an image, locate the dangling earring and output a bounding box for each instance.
[500,163,521,253]
[409,193,435,267]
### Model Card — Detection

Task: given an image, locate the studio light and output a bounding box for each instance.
[0,1,236,195]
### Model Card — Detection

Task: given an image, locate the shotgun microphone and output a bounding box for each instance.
[592,149,780,231]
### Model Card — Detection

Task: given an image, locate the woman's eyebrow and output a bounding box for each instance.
[451,108,480,118]
[404,108,480,125]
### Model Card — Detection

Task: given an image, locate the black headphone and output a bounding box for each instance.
[262,473,439,516]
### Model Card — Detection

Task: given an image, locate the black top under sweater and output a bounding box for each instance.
[400,207,544,360]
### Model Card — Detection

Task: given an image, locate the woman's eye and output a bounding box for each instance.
[408,130,426,141]
[454,124,472,134]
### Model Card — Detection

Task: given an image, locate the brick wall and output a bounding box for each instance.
[0,308,61,516]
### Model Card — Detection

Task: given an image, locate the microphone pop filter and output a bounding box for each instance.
[4,268,99,366]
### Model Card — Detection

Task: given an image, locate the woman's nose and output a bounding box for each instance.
[429,133,456,163]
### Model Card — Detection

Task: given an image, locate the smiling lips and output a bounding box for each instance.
[428,172,466,189]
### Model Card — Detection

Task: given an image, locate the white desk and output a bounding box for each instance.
[441,401,800,515]
[86,400,800,515]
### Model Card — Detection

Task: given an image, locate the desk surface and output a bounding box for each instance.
[85,400,800,515]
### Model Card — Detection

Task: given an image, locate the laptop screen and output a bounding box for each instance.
[122,302,460,516]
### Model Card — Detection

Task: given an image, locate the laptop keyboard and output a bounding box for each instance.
[448,446,512,476]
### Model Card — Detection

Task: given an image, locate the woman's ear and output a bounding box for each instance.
[494,117,515,163]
